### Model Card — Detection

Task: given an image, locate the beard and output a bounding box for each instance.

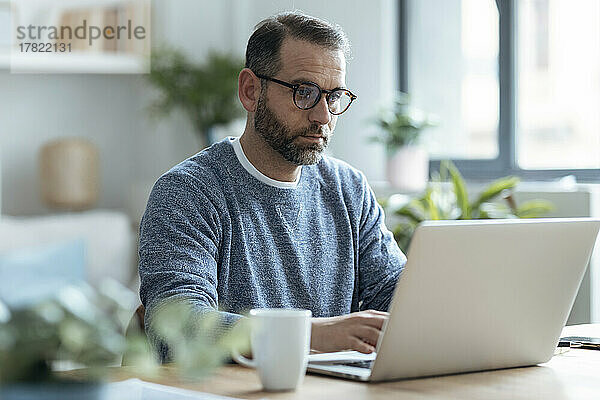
[253,90,330,165]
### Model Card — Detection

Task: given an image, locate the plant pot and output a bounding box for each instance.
[386,145,429,193]
[0,381,106,400]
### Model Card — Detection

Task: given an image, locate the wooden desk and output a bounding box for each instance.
[72,324,600,399]
[107,350,600,399]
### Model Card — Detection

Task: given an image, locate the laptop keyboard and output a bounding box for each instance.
[341,360,374,369]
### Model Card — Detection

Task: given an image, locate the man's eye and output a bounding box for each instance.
[297,87,313,98]
[329,92,342,103]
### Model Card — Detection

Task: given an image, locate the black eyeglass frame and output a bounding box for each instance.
[255,73,357,115]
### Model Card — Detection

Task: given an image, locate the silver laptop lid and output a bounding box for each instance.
[371,218,600,382]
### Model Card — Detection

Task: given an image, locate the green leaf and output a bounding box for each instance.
[515,200,554,218]
[392,223,416,253]
[471,176,520,211]
[479,202,517,219]
[377,197,389,209]
[395,200,427,223]
[424,196,440,220]
[444,161,470,219]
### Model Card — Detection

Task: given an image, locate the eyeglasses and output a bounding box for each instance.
[255,73,357,115]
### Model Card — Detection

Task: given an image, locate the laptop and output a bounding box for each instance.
[307,218,600,382]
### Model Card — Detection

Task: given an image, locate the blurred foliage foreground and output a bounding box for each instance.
[381,161,554,252]
[0,281,250,385]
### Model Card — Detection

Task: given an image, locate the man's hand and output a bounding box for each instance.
[310,310,389,354]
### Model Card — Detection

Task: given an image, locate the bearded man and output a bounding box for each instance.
[139,11,406,361]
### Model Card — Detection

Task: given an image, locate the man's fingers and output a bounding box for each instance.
[354,325,382,347]
[311,311,390,353]
[355,314,387,329]
[349,336,375,354]
[363,310,390,317]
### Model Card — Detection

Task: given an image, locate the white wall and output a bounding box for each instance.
[0,72,199,217]
[0,0,398,218]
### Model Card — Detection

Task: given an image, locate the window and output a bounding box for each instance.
[407,0,499,161]
[517,0,600,170]
[403,0,600,180]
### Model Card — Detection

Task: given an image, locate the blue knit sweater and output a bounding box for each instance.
[138,137,406,357]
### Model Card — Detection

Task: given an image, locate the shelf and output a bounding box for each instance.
[0,0,150,74]
[0,52,149,74]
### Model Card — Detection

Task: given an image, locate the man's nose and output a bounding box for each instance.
[308,95,332,126]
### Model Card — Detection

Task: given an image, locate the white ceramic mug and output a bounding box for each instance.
[232,308,312,391]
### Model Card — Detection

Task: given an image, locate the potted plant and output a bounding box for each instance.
[0,282,249,399]
[371,92,437,192]
[147,48,245,149]
[381,160,554,252]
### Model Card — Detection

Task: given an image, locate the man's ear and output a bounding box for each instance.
[238,68,262,113]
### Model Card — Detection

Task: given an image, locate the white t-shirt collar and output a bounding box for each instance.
[229,137,301,189]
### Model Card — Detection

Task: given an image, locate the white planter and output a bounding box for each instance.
[386,145,429,193]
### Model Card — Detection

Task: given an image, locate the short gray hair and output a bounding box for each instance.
[245,11,351,78]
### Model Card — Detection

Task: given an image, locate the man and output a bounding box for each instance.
[139,12,406,360]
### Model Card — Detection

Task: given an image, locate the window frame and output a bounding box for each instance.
[400,0,600,182]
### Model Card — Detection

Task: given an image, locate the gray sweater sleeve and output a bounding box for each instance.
[357,175,406,311]
[138,172,242,361]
